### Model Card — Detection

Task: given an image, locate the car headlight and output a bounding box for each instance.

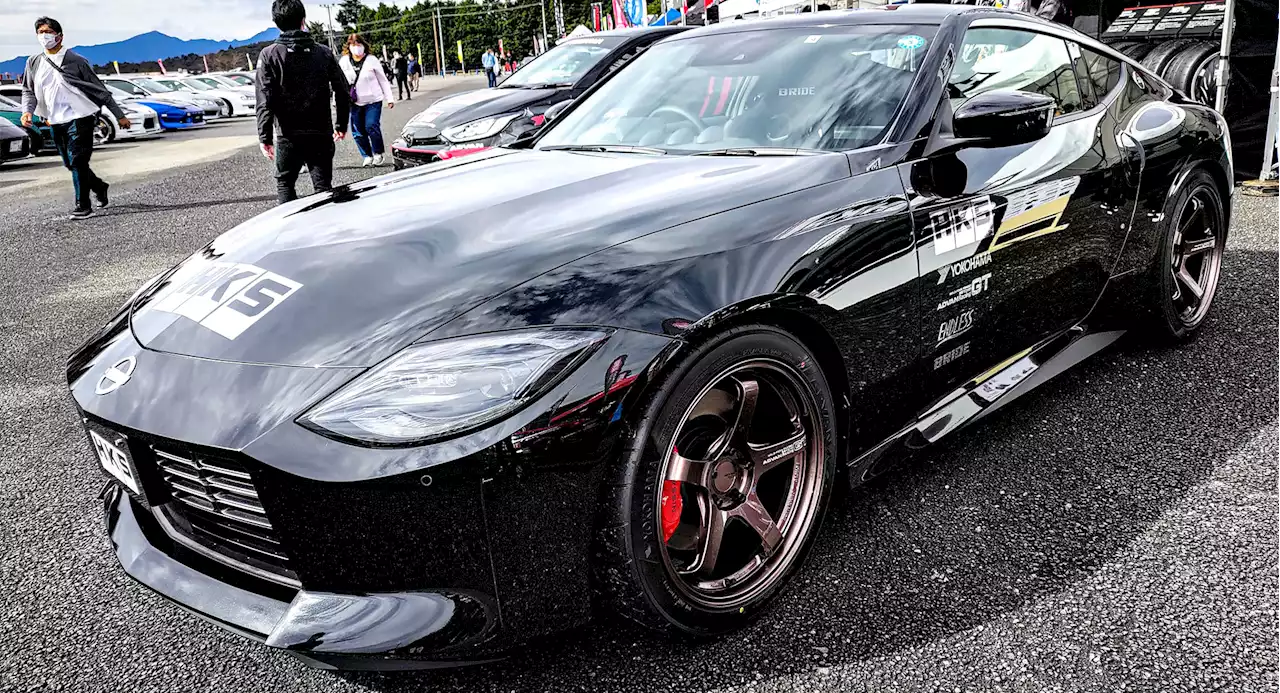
[299,328,611,446]
[441,113,520,144]
[238,93,255,102]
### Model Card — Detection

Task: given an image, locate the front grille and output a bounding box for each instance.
[144,117,155,129]
[152,447,298,586]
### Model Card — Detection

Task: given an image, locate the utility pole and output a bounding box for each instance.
[320,4,338,54]
[540,0,549,54]
[433,7,443,76]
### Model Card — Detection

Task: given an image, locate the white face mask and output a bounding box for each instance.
[351,45,365,58]
[38,33,60,51]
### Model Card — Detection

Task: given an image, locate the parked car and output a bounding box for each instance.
[101,76,226,121]
[214,71,254,87]
[0,85,164,146]
[393,26,689,169]
[0,117,30,165]
[0,94,54,153]
[70,5,1232,670]
[154,75,256,117]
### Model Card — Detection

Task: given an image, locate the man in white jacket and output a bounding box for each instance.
[338,33,395,167]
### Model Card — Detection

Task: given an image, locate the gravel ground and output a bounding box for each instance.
[0,87,1274,692]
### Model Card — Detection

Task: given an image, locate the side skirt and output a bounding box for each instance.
[847,326,1126,486]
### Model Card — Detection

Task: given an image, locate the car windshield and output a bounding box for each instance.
[134,78,174,93]
[106,85,134,101]
[223,74,253,86]
[537,25,935,154]
[501,36,624,88]
[0,94,19,110]
[181,79,213,91]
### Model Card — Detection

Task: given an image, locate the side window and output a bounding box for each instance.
[1080,48,1122,104]
[948,27,1083,117]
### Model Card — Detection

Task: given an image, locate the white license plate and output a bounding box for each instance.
[88,427,140,495]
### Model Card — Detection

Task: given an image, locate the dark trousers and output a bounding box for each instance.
[51,115,104,211]
[274,134,335,205]
[350,103,385,159]
[485,68,497,88]
[396,74,411,100]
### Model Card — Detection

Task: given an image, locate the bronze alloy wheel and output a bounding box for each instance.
[1167,185,1224,328]
[656,358,825,610]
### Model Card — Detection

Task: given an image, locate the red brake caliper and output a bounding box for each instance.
[661,480,683,543]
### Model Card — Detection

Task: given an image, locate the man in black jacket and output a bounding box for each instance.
[256,0,351,205]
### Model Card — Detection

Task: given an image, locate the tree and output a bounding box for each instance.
[336,0,366,28]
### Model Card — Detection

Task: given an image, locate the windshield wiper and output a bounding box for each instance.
[541,144,668,155]
[690,147,822,157]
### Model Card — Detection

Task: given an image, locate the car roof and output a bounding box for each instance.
[581,26,689,39]
[684,4,990,35]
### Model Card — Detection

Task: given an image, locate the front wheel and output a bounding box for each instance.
[93,114,114,145]
[594,326,836,636]
[1139,168,1227,342]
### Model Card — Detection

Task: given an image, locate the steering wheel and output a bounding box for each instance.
[765,114,792,143]
[649,105,704,131]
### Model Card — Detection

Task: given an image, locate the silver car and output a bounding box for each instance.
[102,76,227,120]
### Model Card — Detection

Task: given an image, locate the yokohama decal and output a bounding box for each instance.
[149,262,303,340]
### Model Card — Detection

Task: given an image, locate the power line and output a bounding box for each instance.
[314,1,546,36]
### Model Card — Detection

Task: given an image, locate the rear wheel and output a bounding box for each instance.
[1139,169,1226,342]
[594,326,836,635]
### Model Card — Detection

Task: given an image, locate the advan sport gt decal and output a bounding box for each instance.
[149,262,303,340]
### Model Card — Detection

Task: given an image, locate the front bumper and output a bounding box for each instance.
[70,318,673,668]
[392,144,439,170]
[104,485,502,670]
[118,117,162,140]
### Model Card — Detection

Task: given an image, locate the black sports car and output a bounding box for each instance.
[0,117,30,166]
[70,5,1232,671]
[392,27,687,169]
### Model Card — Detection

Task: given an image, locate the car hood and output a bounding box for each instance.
[402,87,560,139]
[129,148,850,367]
[0,118,24,140]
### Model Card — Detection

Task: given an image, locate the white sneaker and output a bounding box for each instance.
[361,157,373,168]
[373,154,385,166]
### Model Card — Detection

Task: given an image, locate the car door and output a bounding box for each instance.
[901,23,1130,412]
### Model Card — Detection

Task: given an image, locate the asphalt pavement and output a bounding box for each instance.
[0,77,1275,692]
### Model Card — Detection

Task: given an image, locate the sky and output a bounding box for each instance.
[1,0,392,63]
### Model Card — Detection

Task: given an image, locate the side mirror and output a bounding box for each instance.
[543,99,573,123]
[952,90,1056,146]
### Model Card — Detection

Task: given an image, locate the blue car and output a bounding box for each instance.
[138,100,206,131]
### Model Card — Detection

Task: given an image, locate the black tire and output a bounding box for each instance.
[1109,40,1139,55]
[1161,42,1217,96]
[1140,38,1196,79]
[593,325,837,636]
[1121,42,1157,61]
[1138,168,1227,342]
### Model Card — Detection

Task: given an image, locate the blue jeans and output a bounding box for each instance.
[350,102,385,158]
[51,115,104,210]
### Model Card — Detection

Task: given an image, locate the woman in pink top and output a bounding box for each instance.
[338,33,395,167]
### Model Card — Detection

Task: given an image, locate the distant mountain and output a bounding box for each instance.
[0,28,279,77]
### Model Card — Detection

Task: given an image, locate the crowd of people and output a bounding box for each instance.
[17,0,436,213]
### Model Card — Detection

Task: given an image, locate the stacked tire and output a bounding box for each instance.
[1110,39,1223,105]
